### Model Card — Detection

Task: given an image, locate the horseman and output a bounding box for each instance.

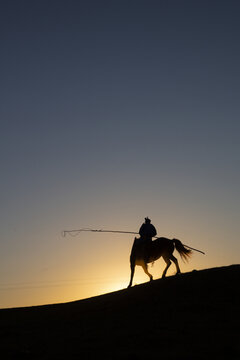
[139,217,157,242]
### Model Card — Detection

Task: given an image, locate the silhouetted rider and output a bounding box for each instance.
[139,217,157,242]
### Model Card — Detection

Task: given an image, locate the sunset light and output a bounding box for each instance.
[1,1,240,310]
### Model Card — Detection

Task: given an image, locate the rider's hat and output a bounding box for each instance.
[145,217,151,223]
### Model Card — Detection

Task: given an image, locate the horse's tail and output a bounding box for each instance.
[173,238,192,262]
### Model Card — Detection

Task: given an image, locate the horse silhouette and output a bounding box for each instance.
[128,237,192,288]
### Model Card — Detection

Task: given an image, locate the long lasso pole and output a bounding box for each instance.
[180,244,205,255]
[62,228,205,255]
[62,228,139,237]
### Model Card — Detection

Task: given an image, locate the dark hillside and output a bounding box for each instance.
[0,265,240,359]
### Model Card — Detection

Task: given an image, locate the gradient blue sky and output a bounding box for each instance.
[1,0,240,308]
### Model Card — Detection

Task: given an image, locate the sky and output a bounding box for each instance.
[1,0,240,308]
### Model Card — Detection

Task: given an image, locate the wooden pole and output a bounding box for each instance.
[62,228,205,255]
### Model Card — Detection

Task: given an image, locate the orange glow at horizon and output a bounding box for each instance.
[1,220,239,309]
[1,0,240,311]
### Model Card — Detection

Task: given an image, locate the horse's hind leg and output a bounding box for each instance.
[128,262,135,288]
[162,255,171,278]
[170,254,181,275]
[142,262,153,282]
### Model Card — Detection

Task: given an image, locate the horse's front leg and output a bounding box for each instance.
[128,261,135,288]
[142,262,153,282]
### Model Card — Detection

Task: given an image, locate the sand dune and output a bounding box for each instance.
[0,265,239,359]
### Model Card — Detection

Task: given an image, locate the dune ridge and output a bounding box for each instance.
[0,265,239,359]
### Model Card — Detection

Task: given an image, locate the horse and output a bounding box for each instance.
[128,237,192,288]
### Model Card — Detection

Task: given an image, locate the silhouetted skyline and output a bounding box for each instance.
[1,0,240,308]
